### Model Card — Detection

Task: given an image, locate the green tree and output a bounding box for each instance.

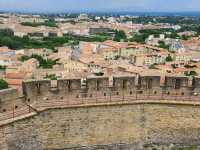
[0,29,14,36]
[0,65,6,70]
[182,35,189,40]
[149,64,157,69]
[158,40,170,50]
[19,54,59,69]
[130,33,148,44]
[166,54,173,62]
[21,20,58,27]
[31,54,59,69]
[19,55,30,62]
[185,71,198,77]
[0,79,8,90]
[114,30,127,42]
[44,74,57,80]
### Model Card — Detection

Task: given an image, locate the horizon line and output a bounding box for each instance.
[0,10,200,17]
[1,10,200,14]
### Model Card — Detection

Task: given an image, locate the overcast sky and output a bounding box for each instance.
[0,0,200,13]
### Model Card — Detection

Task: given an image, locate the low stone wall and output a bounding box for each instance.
[1,102,200,150]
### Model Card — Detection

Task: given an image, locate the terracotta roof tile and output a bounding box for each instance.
[5,73,25,79]
[6,79,23,85]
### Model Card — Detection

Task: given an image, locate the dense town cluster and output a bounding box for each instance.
[1,13,200,91]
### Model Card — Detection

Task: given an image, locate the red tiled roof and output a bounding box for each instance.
[6,79,23,86]
[175,67,188,73]
[5,73,25,79]
[0,46,11,51]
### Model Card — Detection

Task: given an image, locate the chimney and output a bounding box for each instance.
[106,68,113,76]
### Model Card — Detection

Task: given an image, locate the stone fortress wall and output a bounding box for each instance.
[1,74,199,113]
[1,74,200,149]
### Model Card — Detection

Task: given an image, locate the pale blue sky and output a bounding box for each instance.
[0,0,200,13]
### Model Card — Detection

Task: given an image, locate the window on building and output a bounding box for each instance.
[122,80,127,89]
[175,79,181,89]
[97,80,100,90]
[147,78,153,89]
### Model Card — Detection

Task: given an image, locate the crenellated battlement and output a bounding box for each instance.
[20,74,200,109]
[1,74,200,124]
[21,75,197,100]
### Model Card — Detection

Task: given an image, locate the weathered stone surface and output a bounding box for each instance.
[1,103,200,149]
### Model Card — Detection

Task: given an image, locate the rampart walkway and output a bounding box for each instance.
[1,91,200,126]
